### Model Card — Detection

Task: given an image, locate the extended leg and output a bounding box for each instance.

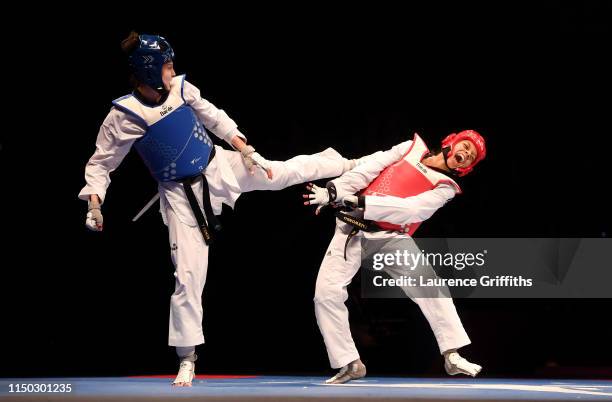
[224,147,351,192]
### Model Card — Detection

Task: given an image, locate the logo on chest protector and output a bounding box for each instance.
[160,105,174,116]
[416,162,428,174]
[171,243,178,251]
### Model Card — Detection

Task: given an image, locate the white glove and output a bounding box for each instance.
[241,145,273,179]
[304,182,336,215]
[86,200,103,231]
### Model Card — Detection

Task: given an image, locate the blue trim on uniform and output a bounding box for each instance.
[111,97,148,128]
[179,74,187,101]
[113,94,132,103]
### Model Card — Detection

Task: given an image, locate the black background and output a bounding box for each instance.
[1,2,611,379]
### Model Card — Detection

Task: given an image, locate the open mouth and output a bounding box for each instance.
[454,153,466,164]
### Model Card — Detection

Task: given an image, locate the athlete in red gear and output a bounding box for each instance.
[304,130,486,384]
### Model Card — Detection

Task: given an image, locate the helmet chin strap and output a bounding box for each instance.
[134,84,169,107]
[155,86,169,97]
[442,146,454,171]
[424,147,459,177]
[441,146,463,178]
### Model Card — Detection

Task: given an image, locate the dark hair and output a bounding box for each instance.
[121,31,140,88]
[121,31,140,55]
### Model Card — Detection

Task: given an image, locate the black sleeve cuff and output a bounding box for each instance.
[358,195,366,208]
[326,181,338,202]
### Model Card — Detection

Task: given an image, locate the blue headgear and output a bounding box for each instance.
[128,34,175,92]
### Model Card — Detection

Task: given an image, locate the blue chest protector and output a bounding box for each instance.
[112,75,214,182]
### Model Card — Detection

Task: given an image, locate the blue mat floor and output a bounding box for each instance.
[2,376,612,401]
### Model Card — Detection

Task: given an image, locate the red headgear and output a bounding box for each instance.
[441,130,486,176]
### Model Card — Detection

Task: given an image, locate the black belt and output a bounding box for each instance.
[181,147,221,245]
[335,210,383,260]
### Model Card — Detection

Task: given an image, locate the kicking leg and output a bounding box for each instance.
[223,147,352,193]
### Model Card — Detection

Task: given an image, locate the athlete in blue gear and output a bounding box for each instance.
[79,32,354,386]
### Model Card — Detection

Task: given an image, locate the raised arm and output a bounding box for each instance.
[182,80,246,147]
[182,80,271,177]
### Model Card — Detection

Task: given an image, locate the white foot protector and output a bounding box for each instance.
[444,352,482,377]
[326,359,367,384]
[173,360,195,386]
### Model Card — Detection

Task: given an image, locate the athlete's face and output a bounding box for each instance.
[447,140,477,169]
[162,62,176,91]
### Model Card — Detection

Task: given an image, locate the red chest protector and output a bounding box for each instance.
[361,134,461,235]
